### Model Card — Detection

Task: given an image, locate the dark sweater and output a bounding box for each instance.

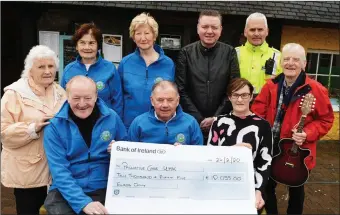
[69,105,100,148]
[207,112,273,193]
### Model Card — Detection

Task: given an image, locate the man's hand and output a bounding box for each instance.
[107,140,115,153]
[83,201,108,214]
[200,117,214,131]
[255,190,265,210]
[291,128,307,146]
[235,142,252,149]
[35,114,54,133]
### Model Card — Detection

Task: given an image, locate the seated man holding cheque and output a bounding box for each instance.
[44,76,127,215]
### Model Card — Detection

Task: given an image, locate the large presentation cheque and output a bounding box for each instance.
[105,141,257,214]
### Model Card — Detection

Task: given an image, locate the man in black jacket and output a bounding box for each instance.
[176,10,240,144]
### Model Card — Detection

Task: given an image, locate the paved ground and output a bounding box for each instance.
[1,141,339,214]
[276,140,339,214]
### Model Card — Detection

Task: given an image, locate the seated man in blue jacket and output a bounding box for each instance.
[127,80,203,145]
[44,76,127,215]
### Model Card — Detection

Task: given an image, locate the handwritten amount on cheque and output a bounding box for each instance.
[113,160,245,189]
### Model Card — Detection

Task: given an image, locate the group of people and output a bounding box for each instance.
[1,9,334,215]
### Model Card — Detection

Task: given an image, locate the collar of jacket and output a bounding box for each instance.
[272,71,307,84]
[245,41,269,53]
[272,71,311,103]
[3,78,62,106]
[134,44,165,61]
[198,41,220,55]
[147,105,184,123]
[55,97,111,120]
[76,52,103,67]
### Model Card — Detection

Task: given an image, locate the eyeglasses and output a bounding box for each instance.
[230,93,251,100]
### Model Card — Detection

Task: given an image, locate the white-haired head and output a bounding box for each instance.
[281,43,307,71]
[245,12,268,29]
[21,45,59,78]
[281,43,306,61]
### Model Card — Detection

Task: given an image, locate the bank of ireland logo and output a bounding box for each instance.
[176,133,186,144]
[114,189,120,195]
[154,77,163,84]
[96,81,105,91]
[100,130,112,141]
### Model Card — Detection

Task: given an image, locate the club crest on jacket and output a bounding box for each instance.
[176,133,185,144]
[100,130,112,141]
[96,81,105,91]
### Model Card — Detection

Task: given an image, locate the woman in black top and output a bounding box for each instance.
[207,78,273,211]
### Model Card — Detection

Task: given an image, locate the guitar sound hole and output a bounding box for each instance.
[287,149,299,157]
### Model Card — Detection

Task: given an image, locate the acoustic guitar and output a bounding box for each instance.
[270,93,316,187]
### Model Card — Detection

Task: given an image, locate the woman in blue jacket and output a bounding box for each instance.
[119,13,175,129]
[61,23,123,117]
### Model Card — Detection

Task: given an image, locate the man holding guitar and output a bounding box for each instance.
[251,43,334,215]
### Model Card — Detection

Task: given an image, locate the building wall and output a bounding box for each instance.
[1,1,284,95]
[321,113,339,141]
[280,25,340,51]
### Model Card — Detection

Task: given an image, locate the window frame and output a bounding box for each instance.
[306,49,340,91]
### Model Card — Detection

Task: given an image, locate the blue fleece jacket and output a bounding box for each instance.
[43,98,127,214]
[61,55,123,118]
[118,45,175,129]
[128,106,203,145]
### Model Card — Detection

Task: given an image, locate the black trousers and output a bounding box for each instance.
[44,188,106,215]
[202,130,209,145]
[264,178,305,215]
[13,186,47,215]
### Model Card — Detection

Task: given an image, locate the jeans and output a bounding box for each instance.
[44,188,106,215]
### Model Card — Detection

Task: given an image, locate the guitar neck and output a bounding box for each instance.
[291,92,315,152]
[292,115,306,152]
[296,115,306,133]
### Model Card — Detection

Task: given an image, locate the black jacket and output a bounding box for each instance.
[175,41,240,123]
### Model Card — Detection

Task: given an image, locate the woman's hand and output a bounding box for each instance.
[235,142,252,149]
[255,190,265,210]
[35,114,54,133]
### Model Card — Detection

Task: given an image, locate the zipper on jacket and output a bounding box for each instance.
[207,81,210,98]
[145,68,149,84]
[67,115,106,163]
[207,55,211,105]
[165,125,169,144]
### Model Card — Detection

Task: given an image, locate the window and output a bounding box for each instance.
[306,50,340,96]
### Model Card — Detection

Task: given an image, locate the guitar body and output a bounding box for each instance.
[271,138,311,187]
